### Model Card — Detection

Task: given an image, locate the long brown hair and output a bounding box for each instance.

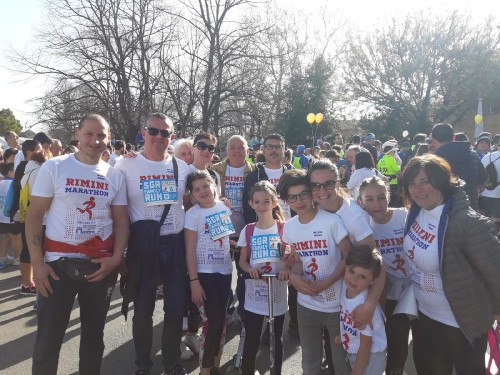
[249,180,284,221]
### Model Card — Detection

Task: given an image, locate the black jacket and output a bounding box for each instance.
[242,163,293,224]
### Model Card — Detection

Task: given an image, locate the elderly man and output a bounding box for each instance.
[211,135,254,320]
[26,114,129,374]
[49,139,63,157]
[115,113,190,375]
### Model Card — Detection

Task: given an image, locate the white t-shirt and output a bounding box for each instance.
[335,198,373,245]
[188,164,222,197]
[224,164,245,235]
[0,178,13,224]
[264,166,291,220]
[237,222,288,316]
[14,151,24,171]
[108,153,123,167]
[115,154,188,235]
[283,209,348,312]
[403,205,458,327]
[340,286,387,354]
[347,168,383,200]
[370,207,411,300]
[31,154,127,262]
[481,151,500,198]
[185,201,233,275]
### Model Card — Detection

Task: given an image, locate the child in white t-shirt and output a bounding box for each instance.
[340,245,387,375]
[184,170,233,375]
[237,180,290,375]
[279,169,352,375]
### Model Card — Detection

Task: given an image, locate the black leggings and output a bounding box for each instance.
[198,273,231,368]
[385,299,412,373]
[241,309,285,375]
[412,311,487,375]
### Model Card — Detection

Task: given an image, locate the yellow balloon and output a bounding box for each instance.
[474,115,482,125]
[315,113,324,124]
[307,113,315,124]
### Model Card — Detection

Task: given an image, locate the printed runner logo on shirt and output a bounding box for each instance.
[206,211,235,240]
[141,178,177,205]
[250,234,281,263]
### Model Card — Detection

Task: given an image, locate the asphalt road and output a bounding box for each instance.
[0,262,457,375]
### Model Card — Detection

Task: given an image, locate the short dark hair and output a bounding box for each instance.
[346,245,383,279]
[22,140,40,157]
[277,169,309,200]
[33,132,53,146]
[263,133,285,147]
[402,154,459,205]
[78,114,109,130]
[325,149,340,159]
[351,134,361,144]
[454,132,469,142]
[431,123,454,143]
[413,133,427,144]
[144,112,173,129]
[355,151,375,169]
[3,148,18,162]
[193,132,217,146]
[307,158,340,180]
[115,140,125,150]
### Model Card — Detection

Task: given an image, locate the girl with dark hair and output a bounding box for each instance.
[347,151,386,199]
[402,154,500,374]
[184,170,233,375]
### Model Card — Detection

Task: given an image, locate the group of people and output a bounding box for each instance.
[2,114,500,375]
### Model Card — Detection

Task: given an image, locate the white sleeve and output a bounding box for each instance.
[331,215,349,244]
[237,225,248,247]
[184,206,199,231]
[111,172,127,206]
[31,162,55,198]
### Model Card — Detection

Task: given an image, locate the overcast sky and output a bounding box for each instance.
[0,0,495,130]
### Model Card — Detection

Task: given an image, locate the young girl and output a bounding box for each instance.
[237,180,290,375]
[357,176,411,375]
[184,170,233,375]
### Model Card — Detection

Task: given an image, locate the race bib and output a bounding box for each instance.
[206,211,235,240]
[142,179,178,206]
[250,234,281,263]
[225,187,243,211]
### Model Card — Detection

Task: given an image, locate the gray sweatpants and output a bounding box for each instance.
[297,303,351,375]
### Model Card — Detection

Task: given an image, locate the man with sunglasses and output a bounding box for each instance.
[115,113,190,375]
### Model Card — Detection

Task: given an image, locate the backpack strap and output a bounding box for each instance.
[245,223,256,256]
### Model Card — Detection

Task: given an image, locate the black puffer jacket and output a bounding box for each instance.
[405,187,500,341]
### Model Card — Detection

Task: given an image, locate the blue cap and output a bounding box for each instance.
[363,133,376,141]
[296,145,305,153]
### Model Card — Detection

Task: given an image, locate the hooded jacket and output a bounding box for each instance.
[404,187,500,342]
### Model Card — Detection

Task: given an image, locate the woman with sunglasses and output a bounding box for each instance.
[307,159,384,328]
[188,132,221,198]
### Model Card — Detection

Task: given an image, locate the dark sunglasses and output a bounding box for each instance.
[144,126,172,138]
[195,141,216,153]
[310,180,337,191]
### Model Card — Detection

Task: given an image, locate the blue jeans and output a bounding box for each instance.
[32,260,117,375]
[132,232,187,371]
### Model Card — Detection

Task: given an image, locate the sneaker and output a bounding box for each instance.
[12,257,20,266]
[0,256,14,267]
[20,284,37,296]
[162,364,187,375]
[182,317,188,331]
[134,369,151,375]
[183,333,201,354]
[180,342,194,360]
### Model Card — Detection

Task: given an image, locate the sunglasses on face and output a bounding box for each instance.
[309,180,337,191]
[144,126,172,138]
[195,141,216,153]
[286,190,310,203]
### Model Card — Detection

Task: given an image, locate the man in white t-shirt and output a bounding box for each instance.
[109,139,126,166]
[115,113,190,375]
[211,135,254,319]
[26,114,129,374]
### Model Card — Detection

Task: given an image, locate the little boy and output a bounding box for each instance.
[279,169,352,375]
[340,245,387,375]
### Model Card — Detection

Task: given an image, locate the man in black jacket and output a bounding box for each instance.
[430,123,487,210]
